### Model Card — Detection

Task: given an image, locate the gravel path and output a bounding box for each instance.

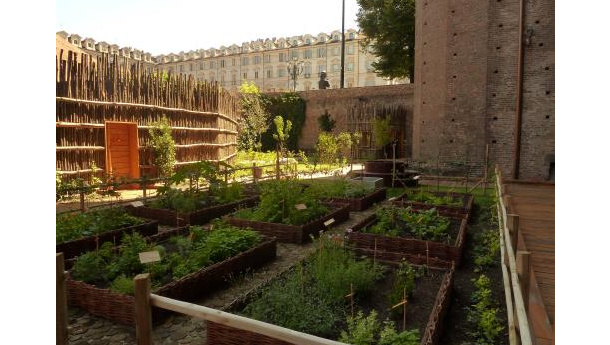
[67,201,377,345]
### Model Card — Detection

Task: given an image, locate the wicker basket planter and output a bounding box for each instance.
[126,195,259,226]
[56,220,158,260]
[226,203,350,244]
[391,191,474,221]
[346,214,468,267]
[66,236,277,326]
[206,265,455,345]
[329,188,387,212]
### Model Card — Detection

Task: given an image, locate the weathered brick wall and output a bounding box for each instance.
[414,0,555,180]
[294,84,414,150]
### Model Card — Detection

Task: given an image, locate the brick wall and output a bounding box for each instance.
[414,0,555,180]
[292,84,414,150]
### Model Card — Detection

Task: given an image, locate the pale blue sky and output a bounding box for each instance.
[56,0,361,55]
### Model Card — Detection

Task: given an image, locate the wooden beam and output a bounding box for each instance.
[497,203,519,345]
[507,214,520,253]
[56,121,238,134]
[134,274,153,345]
[56,146,105,151]
[56,253,69,345]
[517,251,531,313]
[150,294,348,345]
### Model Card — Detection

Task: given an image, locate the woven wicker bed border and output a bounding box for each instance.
[392,191,474,221]
[126,195,259,226]
[329,188,387,212]
[66,237,277,326]
[206,265,455,345]
[56,220,158,260]
[226,203,350,244]
[346,213,468,267]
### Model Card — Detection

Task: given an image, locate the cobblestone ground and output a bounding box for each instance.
[67,201,378,345]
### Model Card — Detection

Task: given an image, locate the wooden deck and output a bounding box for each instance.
[503,181,555,345]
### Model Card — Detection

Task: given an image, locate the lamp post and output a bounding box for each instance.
[286,57,304,92]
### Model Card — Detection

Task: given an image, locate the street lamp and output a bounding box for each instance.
[286,57,304,92]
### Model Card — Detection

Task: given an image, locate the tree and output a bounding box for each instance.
[356,0,416,80]
[237,82,271,151]
[148,116,176,178]
[317,110,336,132]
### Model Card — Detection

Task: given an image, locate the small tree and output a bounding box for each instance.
[272,116,292,179]
[374,115,393,159]
[238,82,271,152]
[148,116,176,178]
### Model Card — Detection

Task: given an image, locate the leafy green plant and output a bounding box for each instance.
[304,178,374,200]
[465,274,504,345]
[238,82,271,152]
[56,207,146,243]
[109,275,135,295]
[148,116,176,178]
[365,205,451,243]
[374,115,393,158]
[473,229,500,272]
[388,261,420,308]
[409,191,462,207]
[339,310,420,345]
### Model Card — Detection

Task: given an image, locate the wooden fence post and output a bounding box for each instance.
[79,190,86,213]
[252,163,257,184]
[517,251,531,313]
[56,253,69,345]
[507,214,520,253]
[134,273,153,345]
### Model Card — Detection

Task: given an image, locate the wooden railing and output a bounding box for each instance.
[495,166,533,345]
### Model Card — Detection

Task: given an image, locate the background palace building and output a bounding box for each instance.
[57,29,409,92]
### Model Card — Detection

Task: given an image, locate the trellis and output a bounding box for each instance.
[56,50,240,181]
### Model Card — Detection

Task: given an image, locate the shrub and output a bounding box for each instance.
[148,116,176,178]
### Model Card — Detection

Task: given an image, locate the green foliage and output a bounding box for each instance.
[109,275,135,295]
[388,261,420,308]
[374,115,393,148]
[305,178,374,199]
[238,82,271,151]
[317,111,336,132]
[365,205,452,243]
[148,116,176,177]
[316,131,358,166]
[56,161,101,201]
[339,310,420,345]
[272,115,292,152]
[243,236,381,338]
[473,229,501,272]
[70,222,263,294]
[56,207,146,243]
[233,179,328,225]
[409,191,463,207]
[356,0,416,80]
[260,92,306,151]
[465,274,504,345]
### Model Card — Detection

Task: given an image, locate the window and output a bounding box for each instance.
[242,56,249,65]
[220,60,225,68]
[279,42,285,48]
[179,65,184,72]
[232,58,236,66]
[304,64,312,74]
[291,50,299,59]
[333,47,340,56]
[303,49,312,59]
[318,65,325,73]
[278,68,285,77]
[278,53,285,62]
[200,62,204,70]
[232,74,237,85]
[306,38,311,44]
[190,63,194,71]
[266,69,272,78]
[349,33,355,39]
[87,43,92,48]
[293,40,298,45]
[243,72,248,79]
[254,56,261,64]
[255,71,259,79]
[317,48,326,58]
[264,54,271,63]
[333,64,340,72]
[347,63,354,71]
[333,34,339,40]
[347,45,355,55]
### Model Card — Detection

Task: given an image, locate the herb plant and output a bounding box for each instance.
[465,274,504,345]
[408,191,463,207]
[56,207,146,243]
[339,310,420,345]
[365,205,452,243]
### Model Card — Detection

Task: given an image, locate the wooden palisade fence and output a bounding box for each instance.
[56,50,240,181]
[495,166,533,345]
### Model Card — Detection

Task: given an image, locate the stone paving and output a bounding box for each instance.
[66,201,378,345]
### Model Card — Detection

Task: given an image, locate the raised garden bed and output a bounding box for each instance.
[329,187,387,212]
[207,244,455,345]
[66,226,277,326]
[392,191,474,220]
[126,195,259,226]
[346,209,468,267]
[227,202,350,244]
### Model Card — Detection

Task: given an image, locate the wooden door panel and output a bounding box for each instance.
[105,122,139,179]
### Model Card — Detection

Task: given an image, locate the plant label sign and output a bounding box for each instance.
[388,197,397,201]
[130,201,144,208]
[139,251,161,264]
[324,218,335,227]
[295,204,307,210]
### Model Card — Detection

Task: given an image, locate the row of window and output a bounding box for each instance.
[169,61,360,77]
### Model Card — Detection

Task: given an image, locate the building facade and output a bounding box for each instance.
[154,29,409,92]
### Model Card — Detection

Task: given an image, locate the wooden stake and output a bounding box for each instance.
[373,238,377,267]
[391,287,408,331]
[517,251,531,313]
[134,273,153,345]
[79,190,86,213]
[345,284,355,318]
[426,241,430,269]
[56,253,68,345]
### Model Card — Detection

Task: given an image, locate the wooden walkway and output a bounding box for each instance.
[503,181,555,345]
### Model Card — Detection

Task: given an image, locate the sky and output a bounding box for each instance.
[56,0,361,56]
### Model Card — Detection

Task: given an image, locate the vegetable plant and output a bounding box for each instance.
[56,207,146,243]
[364,205,452,243]
[408,191,462,207]
[339,310,420,345]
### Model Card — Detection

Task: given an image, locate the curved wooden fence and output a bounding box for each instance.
[56,50,240,181]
